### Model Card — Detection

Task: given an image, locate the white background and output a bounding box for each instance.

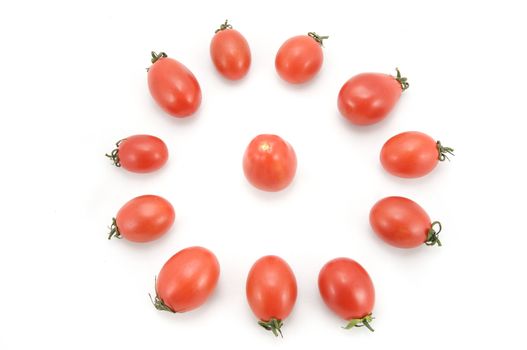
[1,0,526,348]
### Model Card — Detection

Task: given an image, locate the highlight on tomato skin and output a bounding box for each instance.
[105,135,168,173]
[380,131,454,178]
[150,246,220,313]
[108,194,175,243]
[147,51,202,118]
[369,196,442,248]
[318,258,376,332]
[210,20,251,80]
[246,255,297,337]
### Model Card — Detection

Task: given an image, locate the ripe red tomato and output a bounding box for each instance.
[380,131,454,178]
[338,68,409,125]
[243,134,297,192]
[108,195,175,242]
[369,196,442,248]
[210,20,251,80]
[147,51,201,117]
[151,247,220,313]
[275,32,328,84]
[246,255,297,337]
[106,135,168,173]
[318,258,375,331]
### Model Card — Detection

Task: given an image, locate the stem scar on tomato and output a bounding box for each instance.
[343,313,375,332]
[105,139,125,167]
[258,318,284,337]
[107,217,121,240]
[425,221,443,246]
[395,68,410,91]
[307,32,329,46]
[149,276,176,313]
[436,141,455,161]
[215,19,233,33]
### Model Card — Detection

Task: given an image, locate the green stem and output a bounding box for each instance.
[149,276,176,313]
[105,139,124,167]
[308,32,329,46]
[395,68,410,91]
[343,313,375,332]
[107,217,121,240]
[151,51,167,64]
[258,318,284,337]
[425,221,442,247]
[436,141,455,161]
[215,19,233,33]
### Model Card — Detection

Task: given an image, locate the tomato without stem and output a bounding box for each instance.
[147,51,201,117]
[108,195,175,242]
[151,247,220,313]
[106,135,168,173]
[275,32,327,84]
[380,131,454,178]
[246,255,297,337]
[318,258,375,331]
[243,134,297,192]
[369,196,442,248]
[210,20,251,80]
[338,68,409,125]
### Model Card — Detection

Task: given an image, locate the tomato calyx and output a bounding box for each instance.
[149,276,176,313]
[307,32,329,47]
[436,141,455,161]
[105,139,125,167]
[107,217,121,240]
[425,221,442,247]
[215,19,233,33]
[151,51,168,64]
[258,318,284,337]
[395,68,410,91]
[343,313,375,332]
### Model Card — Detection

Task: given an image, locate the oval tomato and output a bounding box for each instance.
[318,258,375,331]
[369,196,442,248]
[338,68,409,125]
[275,32,327,84]
[210,20,251,80]
[151,247,220,313]
[246,255,297,337]
[108,195,175,242]
[147,51,201,117]
[243,134,297,192]
[106,135,168,173]
[380,131,454,178]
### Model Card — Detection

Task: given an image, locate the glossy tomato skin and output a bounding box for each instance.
[275,35,323,84]
[338,73,402,125]
[369,196,431,248]
[148,56,201,117]
[246,255,297,321]
[210,28,251,80]
[156,247,220,312]
[318,258,375,320]
[380,131,439,178]
[243,134,297,192]
[115,195,175,242]
[118,135,168,173]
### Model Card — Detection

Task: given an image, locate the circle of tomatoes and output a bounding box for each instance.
[243,134,297,192]
[108,195,175,242]
[370,196,442,248]
[148,51,202,117]
[151,246,220,313]
[246,255,297,337]
[106,135,168,173]
[210,20,251,80]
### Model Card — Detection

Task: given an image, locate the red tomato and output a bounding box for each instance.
[147,51,201,117]
[243,134,297,192]
[380,131,454,178]
[275,32,328,84]
[151,247,220,313]
[108,195,175,242]
[106,135,168,173]
[210,20,251,80]
[369,196,442,248]
[338,68,409,125]
[318,258,375,331]
[246,255,297,337]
